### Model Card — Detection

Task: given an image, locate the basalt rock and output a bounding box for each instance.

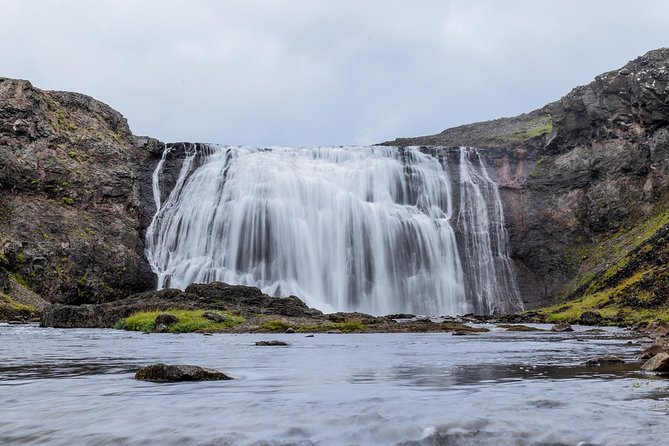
[550,322,574,332]
[0,78,160,307]
[135,363,232,382]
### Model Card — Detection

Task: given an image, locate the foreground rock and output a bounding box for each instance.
[550,322,574,332]
[641,353,669,373]
[135,363,232,382]
[255,340,288,346]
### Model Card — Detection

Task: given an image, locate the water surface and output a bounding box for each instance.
[1,324,667,445]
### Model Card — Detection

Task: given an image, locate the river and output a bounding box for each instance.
[1,323,667,445]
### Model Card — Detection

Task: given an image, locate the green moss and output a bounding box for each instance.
[494,115,553,144]
[118,309,245,333]
[0,292,38,320]
[16,253,25,264]
[109,131,122,143]
[10,273,31,290]
[336,320,368,332]
[62,197,75,205]
[260,319,291,331]
[68,151,78,159]
[55,109,77,131]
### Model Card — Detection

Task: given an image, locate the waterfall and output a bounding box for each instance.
[145,145,522,315]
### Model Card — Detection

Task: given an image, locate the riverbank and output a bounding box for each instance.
[33,281,667,335]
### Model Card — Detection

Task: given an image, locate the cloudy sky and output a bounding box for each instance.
[2,0,668,146]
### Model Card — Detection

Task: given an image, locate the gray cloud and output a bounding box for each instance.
[2,0,668,146]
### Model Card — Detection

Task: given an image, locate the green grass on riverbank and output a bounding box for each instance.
[115,309,245,333]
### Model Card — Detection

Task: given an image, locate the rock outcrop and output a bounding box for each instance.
[387,48,669,310]
[0,78,162,306]
[135,363,232,382]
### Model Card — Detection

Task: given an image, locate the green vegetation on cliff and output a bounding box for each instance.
[0,292,38,320]
[538,207,669,325]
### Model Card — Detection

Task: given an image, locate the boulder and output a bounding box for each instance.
[579,311,602,326]
[584,355,625,366]
[255,340,288,346]
[550,322,574,332]
[641,352,669,373]
[202,312,226,323]
[135,363,232,382]
[154,323,169,333]
[640,345,667,360]
[155,313,179,326]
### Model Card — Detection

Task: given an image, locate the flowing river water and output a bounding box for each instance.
[1,323,668,445]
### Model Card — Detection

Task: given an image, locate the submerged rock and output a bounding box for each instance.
[135,363,232,382]
[255,340,288,346]
[584,355,625,366]
[550,322,574,332]
[641,352,669,373]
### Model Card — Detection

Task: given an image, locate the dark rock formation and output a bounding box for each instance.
[0,78,161,306]
[584,355,625,366]
[40,282,323,328]
[135,363,232,382]
[255,340,289,346]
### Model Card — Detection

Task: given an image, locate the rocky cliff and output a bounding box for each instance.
[388,47,669,313]
[0,78,162,311]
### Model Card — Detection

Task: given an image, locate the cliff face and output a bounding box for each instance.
[0,78,161,306]
[388,48,669,309]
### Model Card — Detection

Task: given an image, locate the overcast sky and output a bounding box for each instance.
[2,1,668,146]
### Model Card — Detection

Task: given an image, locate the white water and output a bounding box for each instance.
[146,145,522,315]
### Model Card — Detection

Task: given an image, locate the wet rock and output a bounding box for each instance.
[255,340,288,346]
[384,313,416,320]
[579,311,602,326]
[550,322,574,332]
[452,330,478,336]
[305,334,314,338]
[202,312,226,323]
[641,352,669,373]
[285,327,295,333]
[326,330,343,334]
[640,345,667,360]
[584,355,625,366]
[155,313,179,326]
[154,323,169,333]
[135,363,232,382]
[497,324,543,332]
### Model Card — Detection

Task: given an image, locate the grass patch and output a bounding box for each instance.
[336,320,367,332]
[10,273,31,290]
[259,319,291,331]
[494,115,553,144]
[118,309,245,333]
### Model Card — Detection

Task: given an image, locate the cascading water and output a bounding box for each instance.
[145,144,522,315]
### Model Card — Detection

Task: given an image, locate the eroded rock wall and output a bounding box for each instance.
[0,78,161,304]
